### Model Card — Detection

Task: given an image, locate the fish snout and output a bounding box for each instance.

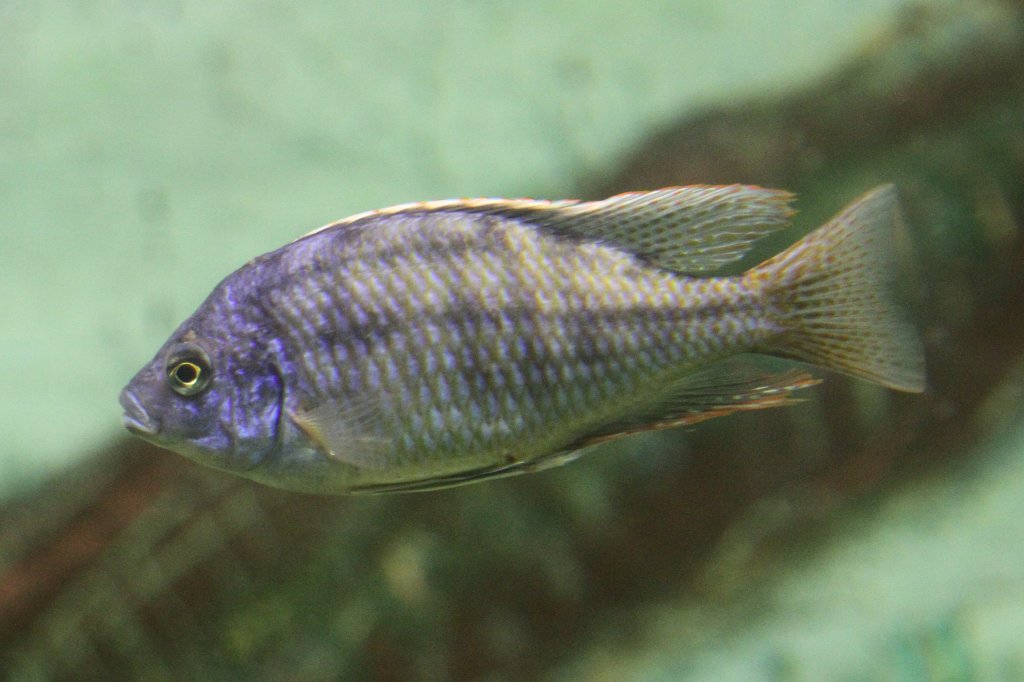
[119,388,158,437]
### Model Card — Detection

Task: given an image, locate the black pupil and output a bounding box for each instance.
[175,362,199,385]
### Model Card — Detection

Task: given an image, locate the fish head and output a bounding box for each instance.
[119,324,284,474]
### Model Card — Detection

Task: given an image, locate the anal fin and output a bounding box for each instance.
[570,361,821,450]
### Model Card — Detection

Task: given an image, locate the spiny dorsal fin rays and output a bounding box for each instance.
[304,185,796,274]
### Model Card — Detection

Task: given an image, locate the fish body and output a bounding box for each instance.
[120,185,924,494]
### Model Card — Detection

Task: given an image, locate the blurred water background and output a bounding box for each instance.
[2,0,1024,679]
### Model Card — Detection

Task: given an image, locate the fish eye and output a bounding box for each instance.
[166,343,213,397]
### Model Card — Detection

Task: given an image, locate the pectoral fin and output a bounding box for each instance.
[289,397,393,470]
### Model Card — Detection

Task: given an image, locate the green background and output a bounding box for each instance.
[8,1,1024,680]
[1,0,915,494]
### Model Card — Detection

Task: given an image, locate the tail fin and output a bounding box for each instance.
[748,185,925,392]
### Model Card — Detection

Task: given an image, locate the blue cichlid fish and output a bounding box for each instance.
[120,185,925,494]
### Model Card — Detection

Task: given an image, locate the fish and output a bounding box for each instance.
[119,184,925,494]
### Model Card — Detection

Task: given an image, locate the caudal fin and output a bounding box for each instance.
[748,185,926,392]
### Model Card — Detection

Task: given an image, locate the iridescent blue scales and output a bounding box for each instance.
[119,185,925,493]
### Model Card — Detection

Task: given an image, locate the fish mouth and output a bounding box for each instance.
[119,388,158,438]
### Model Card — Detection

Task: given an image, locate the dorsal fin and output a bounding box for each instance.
[305,185,796,273]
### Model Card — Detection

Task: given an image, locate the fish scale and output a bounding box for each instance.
[120,185,924,494]
[339,238,733,473]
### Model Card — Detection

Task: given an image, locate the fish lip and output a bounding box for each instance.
[119,388,158,437]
